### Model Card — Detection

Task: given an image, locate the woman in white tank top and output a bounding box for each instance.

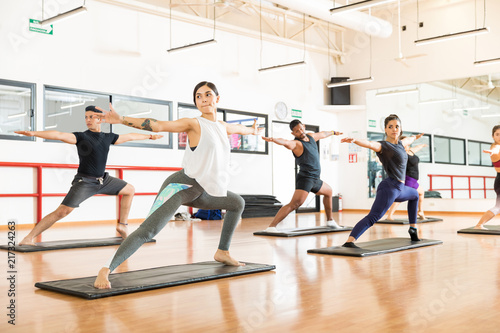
[93,82,262,289]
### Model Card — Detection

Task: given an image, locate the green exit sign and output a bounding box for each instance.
[29,19,53,35]
[291,109,302,118]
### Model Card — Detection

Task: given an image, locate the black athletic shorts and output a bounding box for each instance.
[295,176,323,194]
[61,172,128,208]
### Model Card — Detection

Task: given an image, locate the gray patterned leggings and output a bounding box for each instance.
[107,170,245,272]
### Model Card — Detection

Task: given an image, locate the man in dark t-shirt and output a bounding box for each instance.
[15,105,162,245]
[262,119,343,231]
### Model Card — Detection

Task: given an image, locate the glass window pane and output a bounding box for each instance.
[481,142,493,166]
[468,141,480,165]
[404,132,431,163]
[44,88,110,134]
[225,112,267,153]
[367,132,386,198]
[177,104,223,149]
[450,139,465,164]
[0,82,34,140]
[112,97,172,148]
[434,136,450,163]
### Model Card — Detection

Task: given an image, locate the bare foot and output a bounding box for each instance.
[19,236,36,246]
[417,212,426,220]
[116,223,128,239]
[385,216,394,221]
[473,225,487,230]
[214,249,245,266]
[94,267,111,289]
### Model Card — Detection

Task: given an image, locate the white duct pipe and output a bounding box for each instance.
[270,0,393,38]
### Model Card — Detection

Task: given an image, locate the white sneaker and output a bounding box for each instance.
[265,227,279,233]
[327,220,342,229]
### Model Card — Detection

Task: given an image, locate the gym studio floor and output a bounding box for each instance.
[0,211,498,332]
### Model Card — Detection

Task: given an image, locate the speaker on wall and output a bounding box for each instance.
[330,77,351,105]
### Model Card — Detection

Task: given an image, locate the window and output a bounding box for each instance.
[0,79,35,141]
[177,104,224,150]
[224,110,268,154]
[177,104,268,154]
[434,135,465,165]
[468,140,493,167]
[367,132,386,198]
[403,132,431,163]
[44,86,173,148]
[112,95,172,148]
[44,87,110,135]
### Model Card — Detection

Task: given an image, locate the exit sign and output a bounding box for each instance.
[291,109,302,118]
[29,19,53,35]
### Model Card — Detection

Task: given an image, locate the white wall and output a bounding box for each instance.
[0,0,339,225]
[336,0,500,212]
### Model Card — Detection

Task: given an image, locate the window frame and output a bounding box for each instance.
[433,134,466,165]
[43,85,173,148]
[0,78,35,142]
[176,103,269,155]
[110,94,173,149]
[468,139,493,167]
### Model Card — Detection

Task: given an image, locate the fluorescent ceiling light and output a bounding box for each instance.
[7,112,27,119]
[39,6,87,27]
[47,111,70,117]
[61,101,85,110]
[375,88,418,96]
[330,0,398,14]
[326,77,374,88]
[419,98,457,105]
[259,61,306,72]
[453,105,490,111]
[415,27,489,46]
[474,57,500,67]
[45,124,58,129]
[168,39,217,53]
[128,109,153,117]
[481,114,500,118]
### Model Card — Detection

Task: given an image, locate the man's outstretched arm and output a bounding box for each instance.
[15,131,76,144]
[310,130,343,141]
[262,136,298,151]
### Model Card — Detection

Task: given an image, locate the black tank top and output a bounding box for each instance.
[376,140,407,182]
[293,134,321,178]
[406,153,420,180]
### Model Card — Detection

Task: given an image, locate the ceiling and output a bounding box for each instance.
[97,0,498,106]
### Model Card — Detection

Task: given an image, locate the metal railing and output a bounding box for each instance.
[0,161,182,223]
[428,174,495,199]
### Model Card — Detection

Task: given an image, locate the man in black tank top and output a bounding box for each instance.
[262,120,343,231]
[15,105,163,246]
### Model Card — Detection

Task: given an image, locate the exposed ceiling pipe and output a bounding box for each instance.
[270,0,393,38]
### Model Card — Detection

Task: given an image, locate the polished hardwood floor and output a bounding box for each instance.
[1,211,499,332]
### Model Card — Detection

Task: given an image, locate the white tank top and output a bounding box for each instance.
[182,117,231,197]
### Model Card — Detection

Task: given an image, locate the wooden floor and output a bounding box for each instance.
[1,211,500,332]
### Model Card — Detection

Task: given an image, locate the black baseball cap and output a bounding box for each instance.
[85,105,103,114]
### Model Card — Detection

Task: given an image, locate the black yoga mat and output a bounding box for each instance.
[0,237,155,253]
[376,217,443,224]
[35,261,276,299]
[457,225,500,235]
[307,238,443,257]
[254,226,353,237]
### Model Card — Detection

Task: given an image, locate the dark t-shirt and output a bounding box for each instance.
[406,153,420,180]
[293,134,321,179]
[376,140,407,182]
[73,130,119,177]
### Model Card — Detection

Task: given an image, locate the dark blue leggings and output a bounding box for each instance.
[350,177,419,240]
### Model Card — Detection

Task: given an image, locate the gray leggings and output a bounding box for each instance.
[107,170,245,272]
